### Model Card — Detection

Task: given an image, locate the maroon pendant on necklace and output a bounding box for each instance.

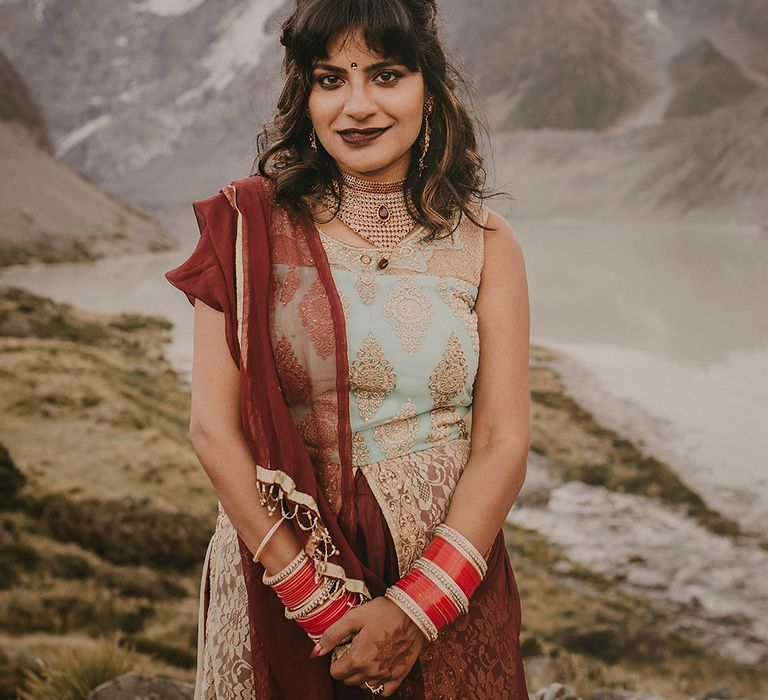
[376,199,389,268]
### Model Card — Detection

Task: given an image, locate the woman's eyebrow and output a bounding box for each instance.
[312,59,401,74]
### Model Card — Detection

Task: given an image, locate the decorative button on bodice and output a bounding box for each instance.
[377,258,389,269]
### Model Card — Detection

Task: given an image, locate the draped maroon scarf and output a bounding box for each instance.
[166,174,529,699]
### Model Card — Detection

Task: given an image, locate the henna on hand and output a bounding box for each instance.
[370,615,415,678]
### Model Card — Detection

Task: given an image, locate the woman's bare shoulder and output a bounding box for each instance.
[483,208,519,243]
[479,208,525,286]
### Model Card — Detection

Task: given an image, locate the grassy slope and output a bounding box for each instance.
[0,288,764,699]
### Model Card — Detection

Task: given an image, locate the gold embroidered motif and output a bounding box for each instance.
[427,407,469,443]
[280,265,301,305]
[437,278,480,356]
[297,390,338,464]
[350,331,397,421]
[372,398,421,457]
[427,406,460,444]
[426,206,486,288]
[316,231,380,304]
[383,277,435,355]
[352,431,371,465]
[316,204,487,289]
[317,461,343,516]
[359,439,472,577]
[298,276,335,360]
[273,335,312,405]
[337,287,352,319]
[428,332,468,407]
[355,271,379,305]
[386,226,463,273]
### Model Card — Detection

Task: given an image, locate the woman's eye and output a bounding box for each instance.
[377,71,402,84]
[317,74,341,87]
[315,71,403,88]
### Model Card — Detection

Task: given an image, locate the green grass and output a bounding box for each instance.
[17,640,140,700]
[22,492,212,572]
[529,348,743,539]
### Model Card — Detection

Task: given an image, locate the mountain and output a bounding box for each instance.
[0,47,175,267]
[0,48,51,151]
[440,0,654,131]
[0,0,765,230]
[664,38,760,119]
[491,88,768,225]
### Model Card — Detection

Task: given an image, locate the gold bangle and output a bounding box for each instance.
[252,513,288,563]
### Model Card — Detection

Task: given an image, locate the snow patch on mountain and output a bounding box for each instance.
[56,114,113,157]
[176,0,285,103]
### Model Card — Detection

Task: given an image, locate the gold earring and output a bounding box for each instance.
[418,97,434,174]
[307,108,317,152]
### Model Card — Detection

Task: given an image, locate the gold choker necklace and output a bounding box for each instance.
[321,171,418,256]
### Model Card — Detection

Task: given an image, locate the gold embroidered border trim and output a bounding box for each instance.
[221,185,245,349]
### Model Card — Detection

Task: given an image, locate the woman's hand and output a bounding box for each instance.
[311,596,427,696]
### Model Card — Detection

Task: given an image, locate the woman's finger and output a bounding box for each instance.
[312,608,361,657]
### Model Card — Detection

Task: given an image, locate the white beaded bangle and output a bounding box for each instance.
[262,548,309,587]
[434,523,487,578]
[384,585,439,643]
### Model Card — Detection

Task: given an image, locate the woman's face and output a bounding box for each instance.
[307,27,427,182]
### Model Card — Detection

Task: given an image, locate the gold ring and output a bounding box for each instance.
[364,681,384,694]
[331,635,355,663]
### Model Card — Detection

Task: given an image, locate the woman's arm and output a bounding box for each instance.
[443,209,531,556]
[188,299,302,576]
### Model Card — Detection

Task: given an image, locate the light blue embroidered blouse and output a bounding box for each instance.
[315,205,487,467]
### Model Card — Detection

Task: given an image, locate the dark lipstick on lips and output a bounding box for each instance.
[338,126,390,145]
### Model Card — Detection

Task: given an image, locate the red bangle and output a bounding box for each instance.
[296,591,358,640]
[301,592,355,629]
[272,559,318,608]
[421,536,481,598]
[395,569,460,629]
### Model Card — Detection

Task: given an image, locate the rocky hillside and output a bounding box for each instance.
[0,47,176,267]
[440,0,653,131]
[664,38,760,119]
[0,0,765,228]
[1,287,764,699]
[0,49,50,152]
[491,88,768,225]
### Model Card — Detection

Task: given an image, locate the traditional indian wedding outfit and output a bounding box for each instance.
[165,174,528,699]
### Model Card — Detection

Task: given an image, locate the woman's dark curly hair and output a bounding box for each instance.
[253,0,503,240]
